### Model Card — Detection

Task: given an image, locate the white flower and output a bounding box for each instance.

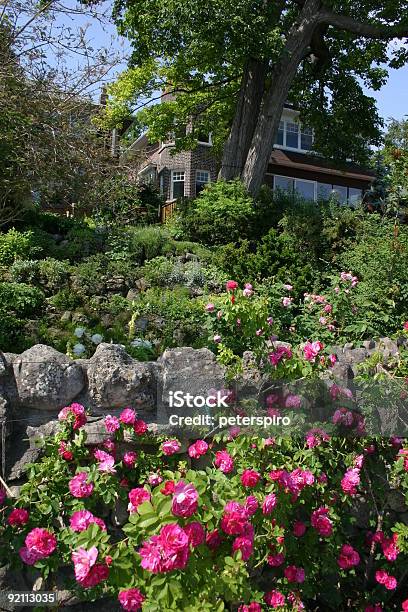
[74,327,86,338]
[91,333,103,345]
[131,338,152,349]
[73,343,86,356]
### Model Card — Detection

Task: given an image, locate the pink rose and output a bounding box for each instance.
[264,590,286,607]
[241,469,261,488]
[244,495,259,516]
[134,418,148,435]
[284,565,305,583]
[8,508,29,527]
[238,604,262,612]
[94,449,116,474]
[184,522,205,547]
[213,334,222,344]
[128,487,151,513]
[221,501,249,536]
[188,440,208,458]
[104,414,120,433]
[311,507,333,537]
[162,439,181,456]
[19,546,41,565]
[25,528,56,559]
[232,535,253,561]
[375,569,397,590]
[206,528,223,550]
[123,451,138,468]
[303,340,324,361]
[341,468,360,496]
[172,481,198,518]
[262,493,277,515]
[72,546,109,587]
[58,403,87,429]
[381,534,399,561]
[70,510,106,533]
[118,588,145,611]
[337,544,360,569]
[282,296,293,307]
[148,473,163,486]
[69,472,94,498]
[214,450,234,473]
[226,280,239,290]
[139,523,190,573]
[267,552,285,567]
[120,408,136,425]
[205,303,215,312]
[284,394,302,409]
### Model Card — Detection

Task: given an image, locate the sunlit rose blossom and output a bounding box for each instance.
[243,283,253,297]
[337,544,360,569]
[120,408,136,424]
[134,418,148,435]
[118,588,145,611]
[311,507,333,537]
[264,590,286,608]
[104,415,120,433]
[221,501,249,536]
[172,481,198,518]
[103,438,116,453]
[24,528,56,559]
[128,487,151,513]
[58,403,87,429]
[293,520,306,537]
[184,521,205,547]
[303,340,323,361]
[162,439,181,455]
[94,449,116,474]
[226,280,239,290]
[188,439,208,458]
[262,493,277,515]
[284,565,305,583]
[232,535,253,560]
[139,523,190,573]
[205,303,215,312]
[70,510,106,533]
[122,451,138,468]
[214,334,222,343]
[69,472,94,498]
[328,353,337,366]
[341,468,360,496]
[214,450,234,473]
[72,546,109,588]
[8,508,29,527]
[160,480,176,496]
[375,569,397,589]
[244,495,259,516]
[241,469,261,488]
[148,473,163,486]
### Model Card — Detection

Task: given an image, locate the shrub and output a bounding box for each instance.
[180,180,256,245]
[0,229,42,266]
[8,259,40,285]
[0,282,45,351]
[70,255,108,297]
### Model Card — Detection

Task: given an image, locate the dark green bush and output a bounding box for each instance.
[0,282,45,352]
[0,229,42,266]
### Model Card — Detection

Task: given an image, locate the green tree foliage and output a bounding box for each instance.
[106,0,408,194]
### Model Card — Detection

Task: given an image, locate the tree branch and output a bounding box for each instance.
[318,9,408,39]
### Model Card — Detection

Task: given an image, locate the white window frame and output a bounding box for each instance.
[197,132,213,146]
[170,170,186,200]
[274,119,314,153]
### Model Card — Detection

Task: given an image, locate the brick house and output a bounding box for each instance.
[120,101,375,217]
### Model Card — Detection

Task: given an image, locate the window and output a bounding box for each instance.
[295,179,315,201]
[301,126,313,151]
[274,175,294,192]
[196,170,210,195]
[286,122,299,148]
[317,183,332,201]
[274,119,314,151]
[277,121,284,146]
[171,171,185,199]
[348,187,362,207]
[197,132,212,145]
[332,185,348,205]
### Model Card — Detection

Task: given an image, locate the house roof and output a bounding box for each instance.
[269,149,375,184]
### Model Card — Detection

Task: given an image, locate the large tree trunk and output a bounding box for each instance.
[241,0,322,196]
[219,58,266,180]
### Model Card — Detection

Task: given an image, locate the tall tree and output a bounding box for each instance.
[106,0,408,195]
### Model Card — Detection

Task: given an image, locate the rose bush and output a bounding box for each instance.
[0,397,408,610]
